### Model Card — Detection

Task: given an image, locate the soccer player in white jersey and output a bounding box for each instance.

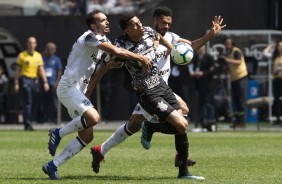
[88,8,225,180]
[41,10,152,180]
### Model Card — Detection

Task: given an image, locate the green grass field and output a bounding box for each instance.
[0,130,281,184]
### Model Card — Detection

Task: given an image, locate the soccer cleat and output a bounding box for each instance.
[178,173,205,180]
[90,145,104,173]
[42,161,59,180]
[140,121,153,150]
[48,128,61,156]
[175,154,197,167]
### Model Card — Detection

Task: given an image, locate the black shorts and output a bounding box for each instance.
[138,81,180,122]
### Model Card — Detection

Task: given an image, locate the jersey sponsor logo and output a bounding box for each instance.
[158,69,169,76]
[156,51,166,59]
[82,99,91,106]
[144,74,160,89]
[90,53,98,63]
[157,101,168,112]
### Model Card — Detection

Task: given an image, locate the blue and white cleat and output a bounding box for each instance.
[42,161,59,180]
[140,121,153,150]
[48,128,61,156]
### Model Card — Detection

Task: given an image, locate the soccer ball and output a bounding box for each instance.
[171,42,193,65]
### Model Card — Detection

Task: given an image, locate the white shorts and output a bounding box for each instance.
[57,80,94,119]
[132,93,181,122]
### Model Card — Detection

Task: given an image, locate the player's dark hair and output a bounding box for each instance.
[153,6,173,18]
[86,10,102,30]
[119,13,136,30]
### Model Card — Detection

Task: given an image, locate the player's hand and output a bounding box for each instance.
[211,15,226,35]
[43,82,50,92]
[14,83,19,93]
[141,56,152,72]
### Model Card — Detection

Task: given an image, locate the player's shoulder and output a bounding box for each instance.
[144,26,154,31]
[115,34,128,45]
[165,31,180,38]
[116,34,127,41]
[83,30,108,43]
[144,26,156,34]
[33,51,43,57]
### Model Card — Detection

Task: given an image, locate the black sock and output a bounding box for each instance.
[145,121,179,134]
[175,133,189,177]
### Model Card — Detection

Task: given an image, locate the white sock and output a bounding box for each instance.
[59,116,86,138]
[53,136,87,167]
[100,123,132,156]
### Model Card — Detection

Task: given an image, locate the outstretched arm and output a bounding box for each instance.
[190,15,226,51]
[97,42,152,72]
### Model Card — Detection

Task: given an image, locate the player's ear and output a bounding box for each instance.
[153,17,157,26]
[90,24,97,31]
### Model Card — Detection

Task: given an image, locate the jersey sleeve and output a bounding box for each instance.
[16,52,24,66]
[170,32,180,45]
[144,26,158,40]
[234,50,242,59]
[56,56,63,70]
[38,53,44,66]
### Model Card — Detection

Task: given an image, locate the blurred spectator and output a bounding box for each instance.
[76,0,87,15]
[193,46,217,131]
[263,41,282,126]
[87,0,115,14]
[0,65,9,123]
[87,0,138,14]
[38,42,63,124]
[48,0,76,15]
[110,0,135,14]
[14,36,50,131]
[220,38,248,128]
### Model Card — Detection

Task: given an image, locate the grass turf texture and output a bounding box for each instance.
[0,130,281,184]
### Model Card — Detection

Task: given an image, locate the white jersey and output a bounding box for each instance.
[57,30,110,118]
[60,30,109,93]
[155,31,180,84]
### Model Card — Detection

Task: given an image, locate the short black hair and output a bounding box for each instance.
[85,10,102,30]
[153,6,173,18]
[119,13,136,30]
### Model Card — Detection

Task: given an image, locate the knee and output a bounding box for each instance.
[178,119,188,134]
[84,108,100,127]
